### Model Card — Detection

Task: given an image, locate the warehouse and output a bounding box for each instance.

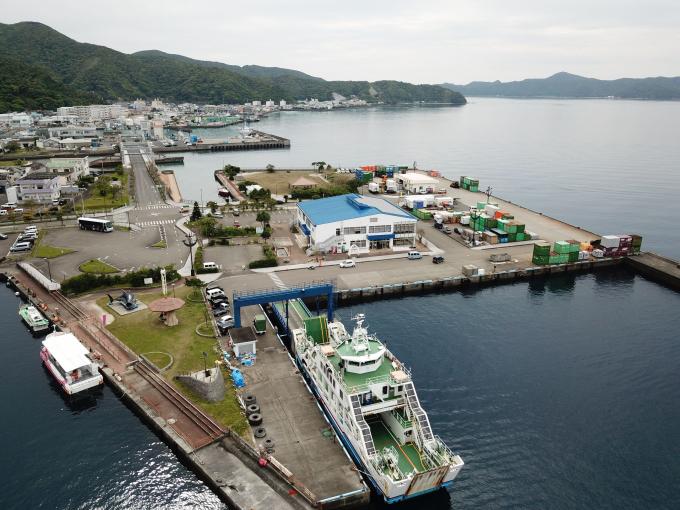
[297,194,417,255]
[395,172,439,194]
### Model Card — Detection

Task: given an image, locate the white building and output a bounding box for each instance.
[57,104,125,121]
[395,172,440,194]
[45,157,90,184]
[279,99,287,107]
[0,113,32,128]
[297,193,417,255]
[16,173,61,203]
[48,125,97,139]
[265,100,275,107]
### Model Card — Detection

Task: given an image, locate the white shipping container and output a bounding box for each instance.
[460,215,470,225]
[601,235,620,249]
[578,251,590,260]
[434,196,453,207]
[592,249,605,258]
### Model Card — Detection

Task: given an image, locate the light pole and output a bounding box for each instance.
[183,232,197,276]
[44,257,52,281]
[202,351,209,377]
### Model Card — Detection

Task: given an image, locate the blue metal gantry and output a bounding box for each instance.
[232,280,335,328]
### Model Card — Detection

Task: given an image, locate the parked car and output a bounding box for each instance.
[210,299,229,311]
[232,208,240,216]
[339,259,356,268]
[443,227,452,234]
[212,211,224,218]
[217,315,235,331]
[407,251,423,260]
[212,305,231,318]
[10,242,32,252]
[0,233,7,240]
[432,255,445,264]
[179,205,190,214]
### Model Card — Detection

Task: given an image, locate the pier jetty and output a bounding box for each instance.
[153,130,290,153]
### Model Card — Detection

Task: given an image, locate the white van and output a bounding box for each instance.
[202,262,219,271]
[24,225,38,232]
[10,241,32,252]
[407,251,422,260]
[0,210,7,216]
[206,287,226,299]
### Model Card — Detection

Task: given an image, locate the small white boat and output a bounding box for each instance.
[40,331,103,395]
[19,304,50,332]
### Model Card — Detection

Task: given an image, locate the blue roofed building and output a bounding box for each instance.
[297,194,417,255]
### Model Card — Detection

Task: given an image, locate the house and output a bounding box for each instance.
[48,125,97,140]
[45,157,90,184]
[297,193,417,255]
[16,173,61,203]
[395,172,439,194]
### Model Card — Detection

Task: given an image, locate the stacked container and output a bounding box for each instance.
[566,240,581,263]
[532,241,551,265]
[631,234,643,254]
[600,235,633,257]
[459,176,480,192]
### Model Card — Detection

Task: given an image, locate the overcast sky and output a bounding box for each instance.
[4,0,680,84]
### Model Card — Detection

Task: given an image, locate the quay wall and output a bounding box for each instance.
[624,252,680,291]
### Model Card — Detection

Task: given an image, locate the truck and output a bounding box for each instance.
[368,181,380,194]
[253,314,267,335]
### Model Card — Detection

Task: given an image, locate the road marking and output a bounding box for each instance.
[136,219,177,227]
[269,273,287,290]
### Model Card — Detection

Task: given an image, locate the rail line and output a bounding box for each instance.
[51,290,89,321]
[133,360,225,447]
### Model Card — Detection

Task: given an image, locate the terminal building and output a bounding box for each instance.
[297,193,417,255]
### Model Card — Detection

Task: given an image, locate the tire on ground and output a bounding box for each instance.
[248,413,263,426]
[263,438,275,451]
[254,426,267,438]
[244,394,257,405]
[246,404,260,415]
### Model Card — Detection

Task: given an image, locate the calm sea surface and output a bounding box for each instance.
[2,100,680,509]
[169,98,680,258]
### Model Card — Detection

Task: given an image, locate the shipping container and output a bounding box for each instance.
[253,314,267,335]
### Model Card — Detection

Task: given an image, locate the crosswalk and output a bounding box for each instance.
[269,273,287,289]
[134,204,177,211]
[136,219,177,227]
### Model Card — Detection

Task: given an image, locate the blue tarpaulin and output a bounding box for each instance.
[367,233,395,241]
[231,369,245,388]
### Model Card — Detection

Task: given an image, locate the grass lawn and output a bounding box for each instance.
[83,174,129,210]
[247,169,338,193]
[79,259,119,274]
[151,240,167,248]
[33,243,75,258]
[98,287,248,435]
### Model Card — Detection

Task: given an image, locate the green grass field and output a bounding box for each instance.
[79,259,119,273]
[98,287,248,435]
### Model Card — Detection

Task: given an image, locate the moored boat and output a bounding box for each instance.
[18,304,50,332]
[40,331,103,395]
[292,314,463,504]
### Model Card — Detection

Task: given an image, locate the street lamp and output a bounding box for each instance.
[183,232,197,276]
[44,257,52,281]
[202,351,209,377]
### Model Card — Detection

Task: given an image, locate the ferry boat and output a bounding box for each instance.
[18,304,50,333]
[40,331,103,395]
[292,314,463,503]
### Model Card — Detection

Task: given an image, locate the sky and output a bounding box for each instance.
[4,0,680,84]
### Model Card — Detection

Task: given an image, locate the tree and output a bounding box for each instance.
[261,226,272,243]
[256,211,270,228]
[95,175,113,197]
[266,164,275,173]
[224,164,241,181]
[312,161,326,172]
[190,201,202,221]
[4,141,20,153]
[206,201,218,213]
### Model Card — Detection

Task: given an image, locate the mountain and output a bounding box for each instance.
[0,22,466,112]
[441,72,680,100]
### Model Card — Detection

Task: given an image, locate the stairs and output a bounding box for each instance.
[404,382,433,442]
[314,233,345,252]
[350,394,376,456]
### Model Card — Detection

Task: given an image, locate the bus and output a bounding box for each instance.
[78,217,113,233]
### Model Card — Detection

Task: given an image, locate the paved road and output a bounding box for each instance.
[124,143,163,208]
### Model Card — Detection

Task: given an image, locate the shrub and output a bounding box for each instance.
[248,258,278,269]
[61,265,179,295]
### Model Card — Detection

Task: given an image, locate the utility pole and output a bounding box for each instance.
[485,186,493,203]
[44,258,52,281]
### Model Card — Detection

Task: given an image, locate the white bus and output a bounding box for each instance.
[78,217,114,233]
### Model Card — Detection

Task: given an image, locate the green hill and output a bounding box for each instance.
[441,72,680,100]
[0,21,466,111]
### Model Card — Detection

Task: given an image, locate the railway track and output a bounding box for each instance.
[133,360,225,445]
[51,290,89,321]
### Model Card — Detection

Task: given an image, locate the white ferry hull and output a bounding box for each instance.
[40,348,103,395]
[295,352,460,503]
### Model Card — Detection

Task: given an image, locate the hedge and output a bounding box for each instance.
[61,266,180,295]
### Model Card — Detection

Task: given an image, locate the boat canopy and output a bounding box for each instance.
[42,333,91,372]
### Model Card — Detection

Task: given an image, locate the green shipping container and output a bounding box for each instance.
[558,254,569,264]
[470,186,479,192]
[516,223,525,233]
[516,232,525,242]
[508,233,516,242]
[533,243,551,256]
[254,314,267,334]
[553,241,571,254]
[532,255,549,265]
[568,251,579,263]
